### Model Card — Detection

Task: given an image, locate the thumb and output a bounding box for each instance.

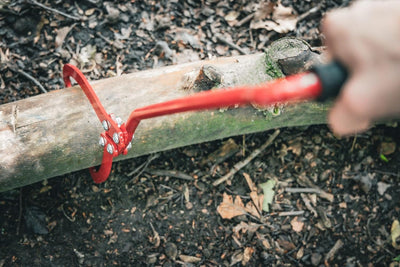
[328,76,372,136]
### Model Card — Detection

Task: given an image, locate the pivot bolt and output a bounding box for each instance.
[115,117,122,128]
[99,136,106,147]
[113,133,120,144]
[102,120,109,131]
[107,144,113,154]
[126,142,132,151]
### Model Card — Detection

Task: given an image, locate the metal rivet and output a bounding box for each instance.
[99,136,106,147]
[115,117,122,128]
[113,133,119,144]
[107,144,113,154]
[102,120,109,131]
[126,142,132,151]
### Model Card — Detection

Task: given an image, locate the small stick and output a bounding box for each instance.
[147,169,194,181]
[297,3,322,23]
[216,35,248,55]
[128,153,160,184]
[11,105,18,133]
[278,210,305,217]
[300,193,318,217]
[235,13,255,27]
[324,239,344,263]
[16,188,23,235]
[285,188,319,194]
[96,32,124,50]
[28,0,82,21]
[213,129,280,186]
[15,68,47,93]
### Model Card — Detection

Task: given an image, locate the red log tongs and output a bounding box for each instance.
[63,62,347,183]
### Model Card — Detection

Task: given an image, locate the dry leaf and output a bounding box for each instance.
[253,1,275,21]
[377,182,390,196]
[243,173,257,192]
[230,251,243,266]
[277,239,296,251]
[250,191,263,214]
[224,11,240,26]
[242,247,254,265]
[250,1,297,33]
[245,200,261,219]
[259,179,276,212]
[288,141,302,156]
[391,220,400,249]
[380,141,396,155]
[55,24,75,48]
[233,221,261,235]
[290,216,304,232]
[217,193,247,219]
[179,255,201,263]
[256,231,271,250]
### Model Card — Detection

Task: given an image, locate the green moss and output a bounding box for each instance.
[264,52,284,79]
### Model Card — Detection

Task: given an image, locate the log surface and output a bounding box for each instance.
[0,38,327,191]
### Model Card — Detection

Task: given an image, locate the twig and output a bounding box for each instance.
[285,188,319,194]
[11,104,18,133]
[16,188,23,235]
[297,175,334,202]
[147,169,194,181]
[14,68,47,93]
[300,193,318,217]
[297,3,322,23]
[213,129,280,186]
[324,239,344,263]
[350,134,357,152]
[216,35,248,55]
[372,170,400,178]
[278,210,305,217]
[128,153,160,184]
[96,32,124,50]
[60,204,76,222]
[28,0,82,21]
[235,13,255,27]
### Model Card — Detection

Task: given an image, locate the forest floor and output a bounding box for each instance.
[1,0,400,266]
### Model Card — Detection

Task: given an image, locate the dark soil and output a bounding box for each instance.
[1,0,399,266]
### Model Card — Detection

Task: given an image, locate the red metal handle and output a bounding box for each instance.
[63,64,322,183]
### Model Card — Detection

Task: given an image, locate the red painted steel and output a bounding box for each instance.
[63,64,323,183]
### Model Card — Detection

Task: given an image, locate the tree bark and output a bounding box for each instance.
[0,38,327,192]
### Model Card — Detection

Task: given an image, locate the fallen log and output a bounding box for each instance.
[0,38,327,192]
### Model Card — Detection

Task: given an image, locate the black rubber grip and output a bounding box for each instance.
[312,61,348,101]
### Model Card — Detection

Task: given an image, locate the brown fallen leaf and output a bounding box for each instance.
[243,172,257,192]
[380,141,396,155]
[290,216,304,232]
[233,221,261,236]
[277,238,296,251]
[288,140,302,156]
[249,191,263,215]
[179,255,201,263]
[55,24,76,48]
[242,247,254,265]
[250,0,298,33]
[217,193,248,219]
[391,220,400,249]
[245,200,261,219]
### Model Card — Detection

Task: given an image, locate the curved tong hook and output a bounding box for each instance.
[62,63,324,184]
[63,64,131,183]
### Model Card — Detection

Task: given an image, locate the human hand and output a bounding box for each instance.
[322,0,400,136]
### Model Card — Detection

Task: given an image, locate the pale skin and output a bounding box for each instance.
[322,0,400,136]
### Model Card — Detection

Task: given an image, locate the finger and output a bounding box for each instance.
[328,101,370,136]
[328,76,372,136]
